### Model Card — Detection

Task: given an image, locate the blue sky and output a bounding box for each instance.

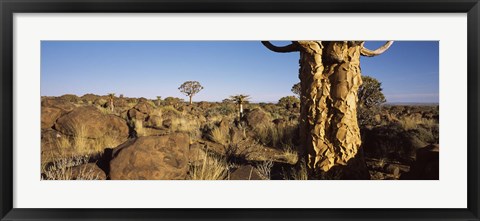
[41,41,439,103]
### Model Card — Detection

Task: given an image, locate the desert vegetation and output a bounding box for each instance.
[41,83,438,180]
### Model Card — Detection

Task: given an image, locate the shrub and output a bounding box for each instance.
[278,96,300,110]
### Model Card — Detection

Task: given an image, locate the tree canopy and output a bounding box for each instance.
[291,82,301,97]
[358,75,386,108]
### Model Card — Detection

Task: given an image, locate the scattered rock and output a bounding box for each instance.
[189,142,208,166]
[54,106,129,140]
[162,119,172,128]
[109,133,190,180]
[144,115,163,129]
[401,144,439,180]
[230,165,264,180]
[41,107,63,129]
[128,108,147,121]
[134,101,154,115]
[42,98,76,112]
[244,108,272,129]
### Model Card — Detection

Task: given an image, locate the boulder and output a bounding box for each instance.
[59,94,80,103]
[41,129,64,152]
[81,93,100,103]
[188,142,208,166]
[244,108,272,129]
[134,101,154,115]
[230,165,264,180]
[162,119,172,128]
[114,99,128,108]
[128,108,147,121]
[41,107,63,129]
[401,144,439,180]
[41,98,76,112]
[54,106,129,140]
[272,118,286,126]
[144,115,163,129]
[109,133,190,180]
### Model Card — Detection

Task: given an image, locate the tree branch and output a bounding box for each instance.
[361,41,394,57]
[261,41,299,53]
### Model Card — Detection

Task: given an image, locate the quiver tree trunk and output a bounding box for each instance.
[262,41,393,179]
[297,41,363,177]
[239,103,243,118]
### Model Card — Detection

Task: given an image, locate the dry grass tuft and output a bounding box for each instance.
[290,162,308,180]
[398,115,437,130]
[256,160,274,180]
[42,155,102,180]
[279,147,299,165]
[209,126,230,146]
[190,152,229,180]
[252,120,298,149]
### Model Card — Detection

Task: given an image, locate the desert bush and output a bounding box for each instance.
[282,159,308,180]
[255,160,274,180]
[189,151,229,180]
[171,117,201,140]
[42,156,102,180]
[357,75,387,128]
[276,146,299,165]
[205,104,236,118]
[398,115,437,131]
[163,97,184,107]
[59,94,80,103]
[252,120,299,149]
[52,124,122,158]
[362,122,429,162]
[209,126,230,146]
[278,96,300,110]
[357,106,383,128]
[96,105,116,115]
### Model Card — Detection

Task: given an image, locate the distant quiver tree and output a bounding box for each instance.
[229,94,250,119]
[107,93,115,112]
[178,81,203,105]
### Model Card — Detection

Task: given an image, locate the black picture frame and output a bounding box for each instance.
[1,0,479,220]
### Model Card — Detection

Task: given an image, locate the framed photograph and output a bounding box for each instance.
[1,0,479,220]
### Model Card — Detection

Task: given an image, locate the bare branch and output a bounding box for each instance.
[361,41,394,57]
[261,41,299,53]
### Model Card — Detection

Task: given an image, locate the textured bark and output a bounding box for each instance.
[296,41,363,174]
[109,99,114,112]
[263,41,392,178]
[239,103,243,118]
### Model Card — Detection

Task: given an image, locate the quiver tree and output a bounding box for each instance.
[107,93,115,112]
[156,96,162,106]
[229,94,250,120]
[358,75,386,108]
[262,41,393,178]
[178,81,204,105]
[357,75,387,127]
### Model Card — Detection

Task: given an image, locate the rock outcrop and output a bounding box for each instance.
[109,133,190,180]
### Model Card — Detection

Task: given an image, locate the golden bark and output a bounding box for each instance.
[262,41,392,178]
[296,41,363,174]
